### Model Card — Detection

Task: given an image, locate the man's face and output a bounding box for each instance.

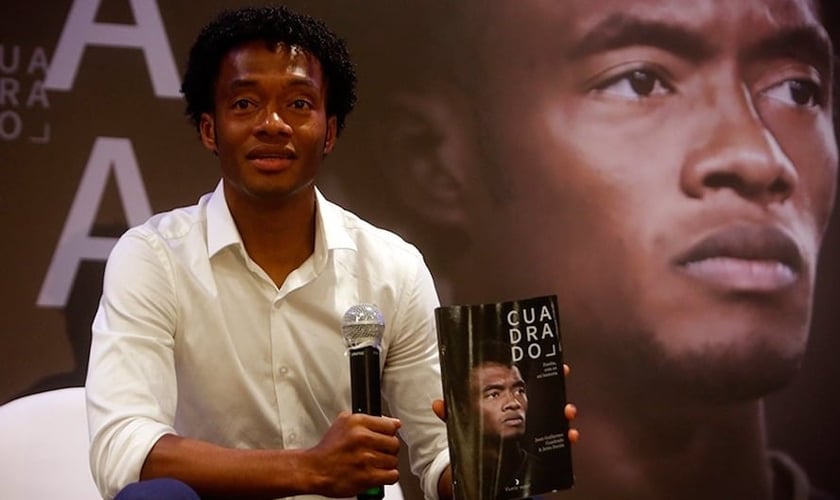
[471,363,528,440]
[200,41,336,207]
[470,0,837,399]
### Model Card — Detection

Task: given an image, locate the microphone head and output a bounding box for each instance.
[342,303,385,350]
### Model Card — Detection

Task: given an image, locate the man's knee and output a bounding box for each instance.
[114,478,200,500]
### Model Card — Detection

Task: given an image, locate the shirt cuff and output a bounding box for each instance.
[421,448,451,500]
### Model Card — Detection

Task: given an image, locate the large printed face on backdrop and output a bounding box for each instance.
[465,0,838,401]
[199,41,337,209]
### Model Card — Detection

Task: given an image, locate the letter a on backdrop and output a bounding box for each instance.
[37,137,153,307]
[45,0,179,98]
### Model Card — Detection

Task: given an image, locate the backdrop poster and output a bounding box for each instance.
[1,1,838,498]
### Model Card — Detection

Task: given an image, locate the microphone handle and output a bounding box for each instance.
[349,346,382,416]
[349,346,384,500]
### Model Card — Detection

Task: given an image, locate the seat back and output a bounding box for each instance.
[0,387,101,499]
[0,387,406,500]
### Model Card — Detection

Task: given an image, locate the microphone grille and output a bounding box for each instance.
[342,303,385,350]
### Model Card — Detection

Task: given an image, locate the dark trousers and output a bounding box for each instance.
[115,478,201,500]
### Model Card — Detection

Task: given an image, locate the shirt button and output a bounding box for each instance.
[289,433,297,443]
[279,366,288,375]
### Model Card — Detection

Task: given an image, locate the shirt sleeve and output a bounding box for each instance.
[382,251,450,500]
[86,228,180,500]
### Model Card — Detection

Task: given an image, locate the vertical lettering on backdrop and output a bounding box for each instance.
[37,0,181,307]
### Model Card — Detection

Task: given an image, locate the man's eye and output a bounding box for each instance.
[291,99,312,110]
[485,391,500,399]
[594,69,673,100]
[233,99,253,110]
[763,79,823,107]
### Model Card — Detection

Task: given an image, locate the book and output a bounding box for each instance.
[435,295,574,500]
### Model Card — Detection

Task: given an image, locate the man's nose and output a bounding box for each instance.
[502,394,522,410]
[679,81,798,205]
[256,108,293,136]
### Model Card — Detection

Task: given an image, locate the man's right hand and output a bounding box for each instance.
[305,411,402,497]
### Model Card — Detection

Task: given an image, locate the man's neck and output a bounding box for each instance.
[568,395,773,500]
[226,185,318,287]
[482,438,524,468]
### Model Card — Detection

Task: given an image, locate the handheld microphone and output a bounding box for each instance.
[342,304,386,500]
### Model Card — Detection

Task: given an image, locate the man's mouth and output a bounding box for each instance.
[246,147,297,170]
[502,415,525,426]
[673,225,803,292]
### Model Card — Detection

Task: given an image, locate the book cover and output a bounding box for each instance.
[435,295,574,500]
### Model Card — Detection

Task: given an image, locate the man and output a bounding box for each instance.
[346,0,837,498]
[469,343,536,500]
[85,6,459,499]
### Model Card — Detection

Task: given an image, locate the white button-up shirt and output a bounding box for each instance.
[86,183,450,499]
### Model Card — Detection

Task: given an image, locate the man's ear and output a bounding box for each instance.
[324,116,338,155]
[199,113,218,155]
[375,90,476,229]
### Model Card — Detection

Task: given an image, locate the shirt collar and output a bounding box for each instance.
[315,188,357,254]
[206,181,357,259]
[207,181,241,258]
